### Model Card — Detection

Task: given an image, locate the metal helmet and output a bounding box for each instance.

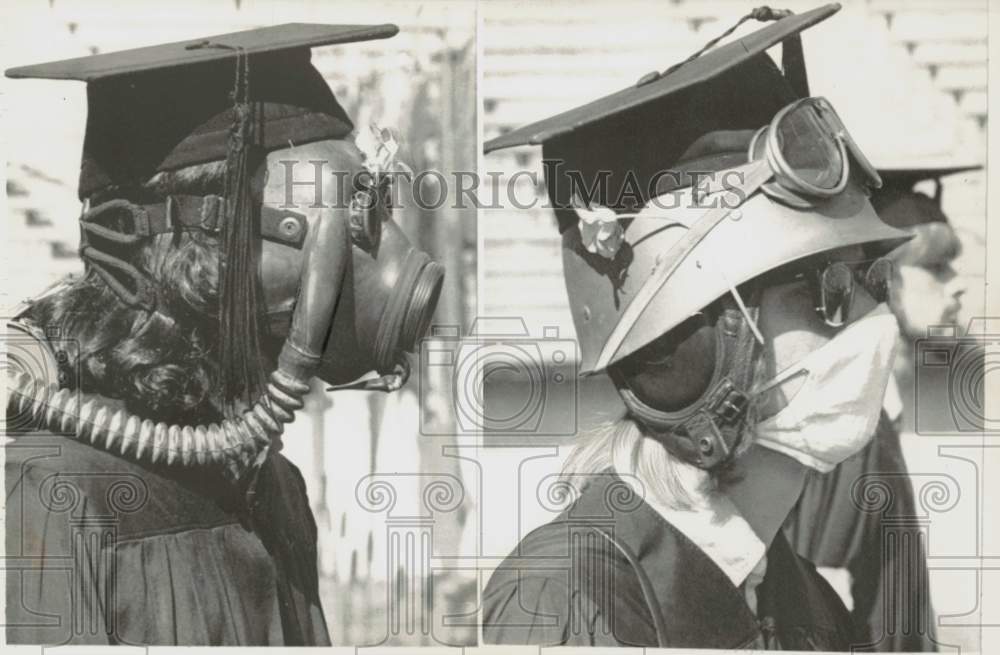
[559,168,908,375]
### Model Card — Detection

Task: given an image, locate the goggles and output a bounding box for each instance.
[748,97,882,207]
[786,256,895,327]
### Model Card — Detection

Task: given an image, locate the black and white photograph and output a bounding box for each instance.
[2,0,998,652]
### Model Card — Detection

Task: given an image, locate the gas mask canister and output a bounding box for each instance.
[751,305,900,472]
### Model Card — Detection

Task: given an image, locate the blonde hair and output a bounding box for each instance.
[560,416,716,511]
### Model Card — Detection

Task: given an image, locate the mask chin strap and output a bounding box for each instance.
[612,293,762,471]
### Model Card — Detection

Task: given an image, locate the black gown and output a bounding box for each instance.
[5,427,330,646]
[784,412,937,651]
[483,471,854,649]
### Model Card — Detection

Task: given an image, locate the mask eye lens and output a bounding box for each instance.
[819,262,854,327]
[775,104,843,190]
[864,258,894,303]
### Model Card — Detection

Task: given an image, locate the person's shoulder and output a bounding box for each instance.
[5,432,240,538]
[482,520,580,645]
[483,521,575,602]
[247,449,321,545]
[486,518,585,586]
[253,449,313,510]
[264,449,308,487]
[6,432,139,480]
[482,515,650,646]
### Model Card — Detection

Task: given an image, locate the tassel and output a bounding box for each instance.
[219,47,267,416]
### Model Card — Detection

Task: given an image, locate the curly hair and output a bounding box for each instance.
[23,161,235,423]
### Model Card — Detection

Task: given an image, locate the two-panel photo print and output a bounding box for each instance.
[1,0,997,653]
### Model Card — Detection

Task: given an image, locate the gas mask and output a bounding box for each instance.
[6,137,443,480]
[260,138,444,391]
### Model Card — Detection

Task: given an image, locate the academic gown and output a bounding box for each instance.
[5,427,330,646]
[784,411,937,651]
[482,471,854,649]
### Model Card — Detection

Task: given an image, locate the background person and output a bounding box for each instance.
[783,164,979,652]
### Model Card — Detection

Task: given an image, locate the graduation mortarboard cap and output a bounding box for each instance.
[872,162,983,229]
[876,163,982,193]
[485,4,838,152]
[6,23,399,199]
[484,4,841,232]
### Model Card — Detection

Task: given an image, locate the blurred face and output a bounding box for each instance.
[888,223,966,338]
[755,244,881,419]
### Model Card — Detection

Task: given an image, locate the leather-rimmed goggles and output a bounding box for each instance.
[748,96,882,207]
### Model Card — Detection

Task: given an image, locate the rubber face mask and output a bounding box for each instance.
[752,306,900,472]
[260,139,444,393]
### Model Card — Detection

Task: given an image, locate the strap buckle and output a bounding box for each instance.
[707,377,750,426]
[686,378,749,468]
[199,195,224,233]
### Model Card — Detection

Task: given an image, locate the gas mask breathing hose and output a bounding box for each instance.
[6,368,306,482]
[5,214,352,482]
